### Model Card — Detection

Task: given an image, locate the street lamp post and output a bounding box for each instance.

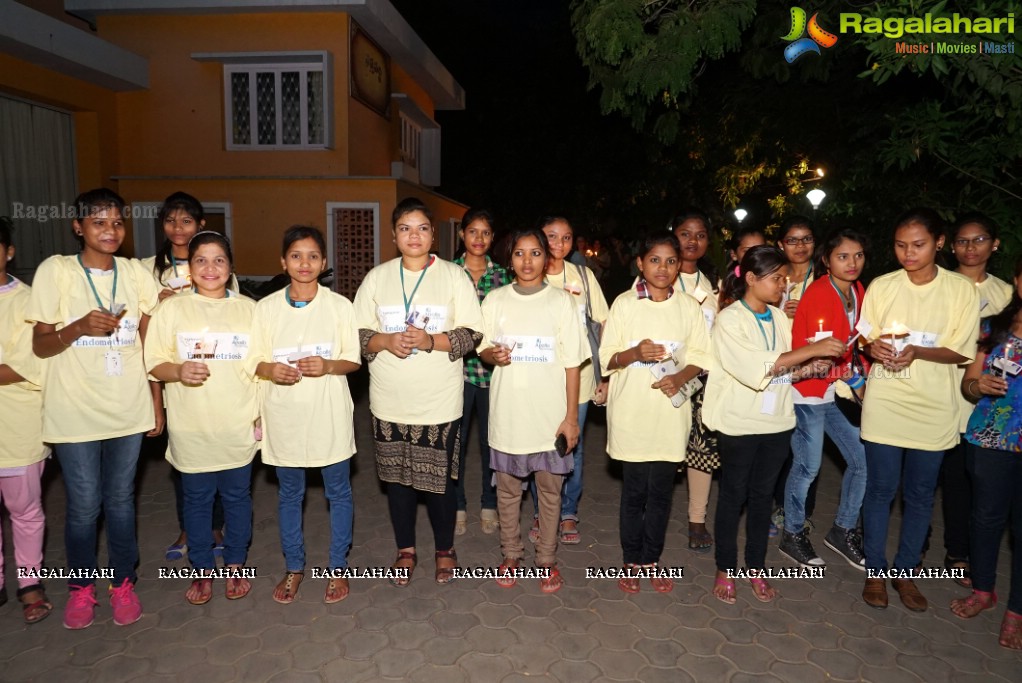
[734,208,748,224]
[806,188,826,214]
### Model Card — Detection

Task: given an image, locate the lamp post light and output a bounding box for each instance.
[806,188,826,214]
[734,208,748,224]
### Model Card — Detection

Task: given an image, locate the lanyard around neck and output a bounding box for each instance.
[829,276,857,312]
[77,254,117,311]
[679,271,701,293]
[400,256,433,315]
[740,298,776,351]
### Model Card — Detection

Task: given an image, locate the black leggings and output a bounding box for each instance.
[388,478,457,551]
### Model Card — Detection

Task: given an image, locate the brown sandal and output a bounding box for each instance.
[617,564,640,594]
[390,550,417,587]
[496,557,519,588]
[272,571,304,604]
[186,578,213,605]
[435,549,459,584]
[1000,610,1022,650]
[325,576,349,604]
[539,565,563,594]
[17,584,53,624]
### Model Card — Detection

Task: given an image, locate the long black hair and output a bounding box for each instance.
[979,256,1022,354]
[813,227,869,278]
[671,208,719,293]
[721,245,789,304]
[154,191,204,280]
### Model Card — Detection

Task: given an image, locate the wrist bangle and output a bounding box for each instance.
[56,328,70,347]
[846,374,865,390]
[612,352,620,368]
[967,379,980,398]
[424,334,435,354]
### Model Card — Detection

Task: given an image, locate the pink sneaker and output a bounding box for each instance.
[63,585,98,630]
[109,580,143,626]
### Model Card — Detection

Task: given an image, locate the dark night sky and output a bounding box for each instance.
[389,0,646,232]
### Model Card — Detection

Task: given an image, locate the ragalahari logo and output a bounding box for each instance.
[782,7,838,63]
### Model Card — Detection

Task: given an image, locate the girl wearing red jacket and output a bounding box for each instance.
[779,229,869,570]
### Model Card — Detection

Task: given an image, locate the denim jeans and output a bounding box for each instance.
[715,430,792,571]
[966,443,1022,613]
[172,467,224,533]
[54,435,144,588]
[455,382,497,511]
[276,460,353,571]
[181,463,253,569]
[862,441,943,571]
[785,402,867,533]
[531,401,589,521]
[620,460,677,565]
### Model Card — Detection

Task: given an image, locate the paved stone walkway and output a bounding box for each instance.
[2,374,1020,681]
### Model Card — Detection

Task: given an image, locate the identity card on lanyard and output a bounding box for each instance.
[78,254,125,377]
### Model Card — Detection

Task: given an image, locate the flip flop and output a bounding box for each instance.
[272,571,304,604]
[324,576,349,604]
[186,578,213,605]
[714,572,737,605]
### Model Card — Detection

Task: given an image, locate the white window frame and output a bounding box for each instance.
[326,201,381,272]
[200,51,332,151]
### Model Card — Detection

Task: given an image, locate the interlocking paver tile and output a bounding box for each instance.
[588,648,650,680]
[858,664,924,683]
[377,649,426,678]
[676,652,737,679]
[548,659,604,681]
[422,635,476,665]
[85,655,150,683]
[430,609,480,637]
[837,634,899,667]
[258,623,314,653]
[708,615,759,643]
[629,611,677,637]
[500,674,554,683]
[633,665,695,683]
[928,641,990,674]
[585,621,643,650]
[306,613,357,641]
[407,663,469,683]
[267,671,321,683]
[473,602,522,628]
[807,647,864,680]
[731,672,785,683]
[897,653,958,680]
[720,641,776,674]
[386,618,438,649]
[317,655,377,681]
[982,658,1022,683]
[634,636,686,667]
[502,642,561,675]
[547,606,600,633]
[771,660,831,682]
[587,597,638,625]
[68,631,127,665]
[755,631,812,662]
[150,644,207,674]
[505,615,559,644]
[398,596,445,620]
[464,624,520,654]
[665,601,716,628]
[872,624,930,654]
[353,605,404,631]
[289,641,341,671]
[791,619,843,648]
[548,631,600,660]
[339,628,390,659]
[670,624,725,654]
[234,651,293,682]
[205,634,262,665]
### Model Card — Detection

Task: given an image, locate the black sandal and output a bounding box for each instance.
[435,549,459,585]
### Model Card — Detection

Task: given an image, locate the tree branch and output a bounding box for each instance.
[933,152,1022,201]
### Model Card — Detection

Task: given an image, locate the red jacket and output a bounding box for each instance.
[792,276,868,399]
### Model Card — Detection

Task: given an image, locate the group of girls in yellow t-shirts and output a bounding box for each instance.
[8,190,1021,652]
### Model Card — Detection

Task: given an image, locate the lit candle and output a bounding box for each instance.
[818,319,824,333]
[889,321,897,351]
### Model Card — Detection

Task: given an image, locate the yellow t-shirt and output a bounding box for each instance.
[955,274,1012,432]
[859,267,980,450]
[0,279,46,467]
[678,270,719,331]
[140,254,240,293]
[787,268,815,302]
[144,293,258,473]
[545,263,608,402]
[480,284,590,454]
[250,286,361,467]
[600,290,713,462]
[26,255,159,442]
[703,303,795,436]
[353,257,484,425]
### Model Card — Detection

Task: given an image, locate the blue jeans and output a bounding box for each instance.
[277,460,353,571]
[785,402,867,533]
[54,435,144,588]
[531,401,589,521]
[862,441,943,571]
[181,463,253,569]
[966,443,1022,613]
[455,382,497,511]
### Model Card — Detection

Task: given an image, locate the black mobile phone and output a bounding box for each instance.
[555,434,569,457]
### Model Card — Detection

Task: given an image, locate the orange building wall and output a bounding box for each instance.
[95,13,352,178]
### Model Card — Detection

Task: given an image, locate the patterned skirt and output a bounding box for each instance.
[686,379,720,473]
[371,416,461,495]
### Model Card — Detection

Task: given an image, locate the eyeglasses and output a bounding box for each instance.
[783,236,815,246]
[953,236,993,248]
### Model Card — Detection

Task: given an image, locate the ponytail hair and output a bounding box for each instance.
[154,192,204,280]
[979,256,1022,354]
[721,245,788,304]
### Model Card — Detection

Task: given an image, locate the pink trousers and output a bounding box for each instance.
[0,460,46,589]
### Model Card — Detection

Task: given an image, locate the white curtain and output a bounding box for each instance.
[0,96,77,282]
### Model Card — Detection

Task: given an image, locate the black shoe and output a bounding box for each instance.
[824,525,866,571]
[779,528,826,568]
